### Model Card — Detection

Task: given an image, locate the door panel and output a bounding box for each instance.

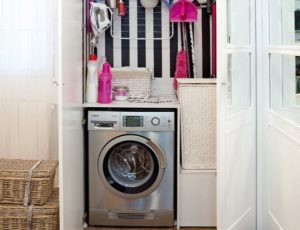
[220,116,255,229]
[217,0,256,229]
[265,113,300,230]
[261,0,300,229]
[57,0,84,229]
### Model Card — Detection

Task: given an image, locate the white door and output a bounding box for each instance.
[57,0,84,229]
[217,0,257,229]
[259,0,300,229]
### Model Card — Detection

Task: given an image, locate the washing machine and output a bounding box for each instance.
[87,109,175,227]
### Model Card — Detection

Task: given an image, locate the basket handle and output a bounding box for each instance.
[24,160,42,207]
[27,205,34,230]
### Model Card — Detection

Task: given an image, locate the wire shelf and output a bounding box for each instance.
[109,6,174,40]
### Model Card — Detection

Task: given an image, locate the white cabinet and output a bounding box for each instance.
[177,79,217,227]
[57,0,84,229]
[56,0,258,229]
[179,171,216,227]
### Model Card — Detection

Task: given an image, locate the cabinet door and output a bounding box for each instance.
[260,0,300,229]
[57,0,84,229]
[217,0,257,229]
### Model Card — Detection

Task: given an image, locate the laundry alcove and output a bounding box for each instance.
[45,0,300,229]
[57,0,255,228]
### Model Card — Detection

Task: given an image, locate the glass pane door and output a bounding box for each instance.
[269,54,300,124]
[227,0,251,45]
[269,0,300,45]
[227,53,252,116]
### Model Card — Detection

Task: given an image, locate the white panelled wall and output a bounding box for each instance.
[0,0,58,161]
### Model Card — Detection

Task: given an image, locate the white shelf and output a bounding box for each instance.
[83,95,180,109]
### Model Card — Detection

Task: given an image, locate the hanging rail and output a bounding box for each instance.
[109,6,175,40]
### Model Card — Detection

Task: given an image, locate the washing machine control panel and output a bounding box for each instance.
[88,111,175,131]
[121,112,174,131]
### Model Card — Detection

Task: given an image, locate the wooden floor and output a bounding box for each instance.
[87,227,216,230]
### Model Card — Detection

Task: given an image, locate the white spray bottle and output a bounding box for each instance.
[86,54,99,103]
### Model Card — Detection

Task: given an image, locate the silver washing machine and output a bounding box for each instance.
[87,110,175,227]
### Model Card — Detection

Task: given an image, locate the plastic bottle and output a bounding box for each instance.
[98,61,112,104]
[86,54,99,103]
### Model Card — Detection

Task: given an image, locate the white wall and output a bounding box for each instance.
[0,0,58,161]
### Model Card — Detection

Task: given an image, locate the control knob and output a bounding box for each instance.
[151,117,160,126]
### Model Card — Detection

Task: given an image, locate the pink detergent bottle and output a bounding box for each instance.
[98,61,112,104]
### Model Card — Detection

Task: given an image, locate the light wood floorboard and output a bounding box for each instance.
[87,227,216,230]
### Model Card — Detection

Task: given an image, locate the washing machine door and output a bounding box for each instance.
[98,134,167,199]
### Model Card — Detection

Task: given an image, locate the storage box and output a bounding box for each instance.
[111,67,152,99]
[0,159,58,206]
[178,79,216,170]
[0,188,59,230]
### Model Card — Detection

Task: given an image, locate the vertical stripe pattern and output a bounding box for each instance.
[105,26,113,66]
[170,22,178,78]
[137,1,146,67]
[202,8,211,78]
[153,2,162,78]
[194,8,203,78]
[161,1,170,79]
[121,0,130,66]
[99,2,211,79]
[145,7,154,71]
[129,0,138,67]
[113,8,122,66]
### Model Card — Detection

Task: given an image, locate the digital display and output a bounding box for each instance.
[125,116,142,127]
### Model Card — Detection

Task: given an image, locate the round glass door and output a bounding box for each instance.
[98,135,166,198]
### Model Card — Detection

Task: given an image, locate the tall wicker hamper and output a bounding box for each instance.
[0,159,58,206]
[177,79,216,170]
[0,188,59,230]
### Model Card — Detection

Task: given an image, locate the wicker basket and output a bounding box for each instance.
[111,67,152,99]
[178,79,216,170]
[0,188,59,230]
[0,159,58,206]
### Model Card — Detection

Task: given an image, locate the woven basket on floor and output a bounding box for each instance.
[0,159,58,206]
[0,188,59,230]
[178,79,217,170]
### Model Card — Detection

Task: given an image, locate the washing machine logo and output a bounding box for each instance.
[91,114,118,118]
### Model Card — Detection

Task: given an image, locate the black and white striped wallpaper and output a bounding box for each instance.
[98,1,211,79]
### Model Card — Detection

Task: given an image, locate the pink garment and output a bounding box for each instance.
[173,49,188,90]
